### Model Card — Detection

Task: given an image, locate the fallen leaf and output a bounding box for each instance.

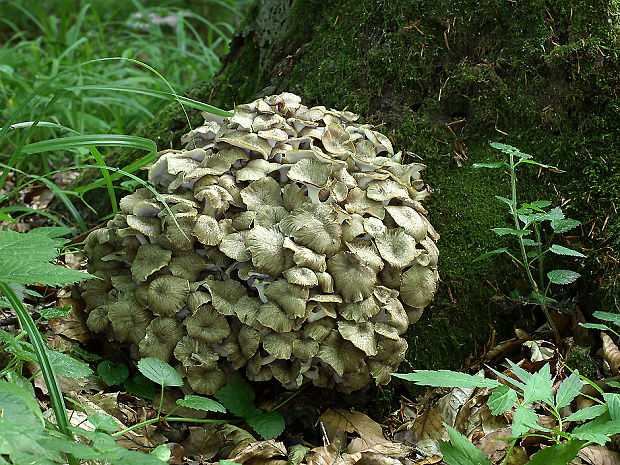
[602,333,620,374]
[229,439,287,463]
[318,409,387,452]
[578,445,620,465]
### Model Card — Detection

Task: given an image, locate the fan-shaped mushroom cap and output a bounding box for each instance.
[262,332,294,360]
[238,325,261,359]
[327,252,377,303]
[400,264,439,308]
[187,364,226,395]
[205,279,247,316]
[375,229,419,268]
[246,353,274,382]
[282,184,311,211]
[120,188,154,213]
[338,295,381,323]
[86,306,111,333]
[345,188,385,219]
[279,204,341,255]
[218,130,272,159]
[169,253,206,281]
[282,237,326,272]
[187,291,212,313]
[337,320,377,356]
[271,359,302,386]
[247,226,287,276]
[322,123,355,157]
[108,298,152,344]
[148,275,189,316]
[374,298,409,339]
[186,304,230,344]
[139,317,184,363]
[316,331,365,377]
[235,159,281,182]
[287,158,333,189]
[416,237,439,267]
[233,296,261,327]
[81,271,113,312]
[263,280,309,319]
[174,336,219,368]
[369,338,408,384]
[385,206,427,242]
[192,215,222,246]
[127,215,161,237]
[315,271,334,293]
[240,177,284,211]
[338,365,372,394]
[292,336,319,359]
[283,267,318,287]
[256,302,295,333]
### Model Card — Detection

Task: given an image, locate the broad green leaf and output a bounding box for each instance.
[47,350,94,378]
[214,381,257,418]
[472,248,507,263]
[511,406,538,438]
[137,357,183,387]
[506,359,533,385]
[36,437,103,461]
[521,239,542,247]
[490,142,519,153]
[555,372,583,409]
[0,230,58,262]
[522,363,553,405]
[491,228,531,236]
[220,461,241,465]
[530,200,552,208]
[592,311,620,327]
[0,382,43,426]
[177,395,226,413]
[124,374,156,400]
[521,202,547,212]
[549,244,586,258]
[87,413,120,432]
[0,212,14,222]
[97,361,129,386]
[564,404,608,422]
[247,410,286,440]
[608,381,620,389]
[487,385,517,415]
[525,439,586,465]
[547,269,581,285]
[551,218,581,233]
[71,347,102,362]
[151,444,171,462]
[472,162,507,169]
[579,323,610,331]
[571,413,620,445]
[494,196,513,208]
[38,305,72,320]
[530,291,557,305]
[439,424,489,465]
[392,371,501,388]
[0,259,93,286]
[604,393,620,420]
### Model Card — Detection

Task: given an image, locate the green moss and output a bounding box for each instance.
[566,346,600,380]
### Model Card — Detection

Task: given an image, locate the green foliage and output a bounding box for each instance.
[397,364,620,465]
[97,361,129,386]
[473,143,584,332]
[137,357,184,388]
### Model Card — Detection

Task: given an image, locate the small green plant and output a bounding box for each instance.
[394,365,620,465]
[473,143,585,333]
[580,310,620,337]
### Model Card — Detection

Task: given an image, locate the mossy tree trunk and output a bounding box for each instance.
[71,0,619,370]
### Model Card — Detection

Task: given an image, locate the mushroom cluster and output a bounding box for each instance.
[81,93,439,394]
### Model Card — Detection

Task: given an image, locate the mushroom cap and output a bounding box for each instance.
[169,253,206,281]
[400,264,439,308]
[186,304,230,344]
[337,320,377,356]
[148,275,190,316]
[283,267,318,287]
[262,332,294,360]
[205,279,247,316]
[247,226,288,276]
[139,317,184,363]
[240,177,284,211]
[316,331,365,377]
[338,295,380,322]
[256,302,295,333]
[374,229,419,268]
[192,215,223,246]
[263,280,309,319]
[108,297,152,344]
[86,305,111,333]
[126,215,161,237]
[327,252,377,303]
[385,206,428,242]
[174,336,219,368]
[187,364,226,395]
[279,204,341,255]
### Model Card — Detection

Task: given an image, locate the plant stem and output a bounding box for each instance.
[0,281,79,465]
[509,154,557,335]
[111,417,230,437]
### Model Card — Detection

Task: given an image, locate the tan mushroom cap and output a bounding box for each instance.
[279,204,341,255]
[233,296,261,328]
[174,336,219,368]
[374,297,409,339]
[337,320,377,356]
[108,297,152,344]
[338,365,373,394]
[385,206,428,242]
[262,332,294,360]
[316,271,334,293]
[81,271,113,312]
[120,188,154,213]
[327,251,378,303]
[287,158,333,188]
[282,237,327,272]
[169,253,206,281]
[187,290,212,313]
[148,275,190,316]
[235,159,281,182]
[186,304,230,344]
[292,336,319,359]
[139,317,184,363]
[240,177,284,211]
[270,359,302,386]
[246,353,274,382]
[205,279,247,316]
[316,331,365,377]
[322,123,355,157]
[283,267,318,287]
[374,229,419,268]
[264,280,309,319]
[303,317,336,342]
[218,130,272,159]
[231,211,257,231]
[256,302,295,333]
[400,264,439,308]
[366,179,411,202]
[86,306,110,333]
[192,215,223,246]
[282,184,311,211]
[218,230,250,262]
[247,226,288,276]
[338,295,381,322]
[238,325,261,359]
[187,364,226,395]
[126,215,161,237]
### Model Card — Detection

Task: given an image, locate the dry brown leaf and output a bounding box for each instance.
[435,384,475,428]
[360,442,414,459]
[406,456,442,464]
[306,444,347,465]
[181,425,224,459]
[167,443,185,464]
[229,439,287,463]
[355,451,401,465]
[50,293,91,344]
[408,407,447,457]
[319,409,387,452]
[578,445,620,465]
[602,333,620,374]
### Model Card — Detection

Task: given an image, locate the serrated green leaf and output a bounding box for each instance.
[491,227,531,236]
[0,213,14,222]
[522,363,553,405]
[247,410,285,440]
[0,230,58,262]
[47,350,93,378]
[177,395,226,413]
[440,424,489,465]
[521,203,546,212]
[97,361,129,386]
[0,259,93,286]
[151,444,171,462]
[564,404,608,422]
[549,244,586,258]
[505,359,532,385]
[608,381,620,389]
[551,218,581,233]
[511,406,538,437]
[472,248,507,263]
[38,305,72,320]
[521,239,542,247]
[392,371,501,388]
[571,413,620,445]
[525,439,586,465]
[494,195,513,207]
[87,413,120,432]
[124,374,156,400]
[0,381,43,426]
[593,311,620,327]
[555,372,583,409]
[530,291,557,305]
[214,381,256,417]
[137,357,183,387]
[71,347,102,362]
[490,142,519,153]
[604,393,620,420]
[547,269,581,285]
[579,323,610,331]
[487,385,517,415]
